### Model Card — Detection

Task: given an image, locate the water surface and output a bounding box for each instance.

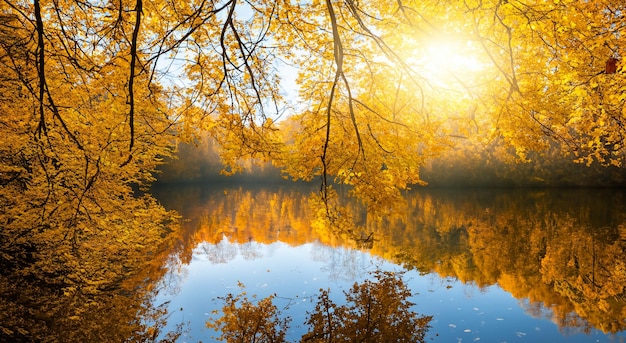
[152,184,626,342]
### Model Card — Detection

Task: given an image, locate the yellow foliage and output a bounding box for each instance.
[2,0,626,339]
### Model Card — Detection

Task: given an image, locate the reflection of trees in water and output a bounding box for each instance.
[157,185,626,334]
[156,255,188,298]
[0,179,185,342]
[518,298,592,336]
[310,242,376,282]
[380,189,626,334]
[240,241,263,260]
[208,271,432,343]
[423,274,457,292]
[538,224,626,334]
[192,235,376,283]
[0,215,184,342]
[197,240,238,264]
[194,238,264,263]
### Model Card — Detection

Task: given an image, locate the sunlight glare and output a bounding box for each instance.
[412,37,489,89]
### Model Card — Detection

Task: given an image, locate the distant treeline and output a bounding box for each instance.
[156,138,626,188]
[420,145,626,188]
[155,138,286,185]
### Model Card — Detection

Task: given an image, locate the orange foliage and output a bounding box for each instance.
[159,186,626,334]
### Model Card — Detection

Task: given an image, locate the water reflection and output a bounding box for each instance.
[153,184,626,341]
[0,211,183,343]
[382,189,626,334]
[207,269,432,343]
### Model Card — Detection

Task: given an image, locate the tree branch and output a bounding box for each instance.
[122,0,143,166]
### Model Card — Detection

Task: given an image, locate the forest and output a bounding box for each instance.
[157,133,626,187]
[1,0,625,341]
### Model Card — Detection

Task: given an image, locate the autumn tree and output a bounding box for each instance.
[2,0,626,340]
[207,284,291,343]
[302,270,432,342]
[207,271,432,342]
[0,0,187,340]
[174,0,626,204]
[449,0,626,166]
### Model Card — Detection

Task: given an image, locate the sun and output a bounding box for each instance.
[424,40,485,73]
[410,36,490,90]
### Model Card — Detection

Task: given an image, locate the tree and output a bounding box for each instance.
[302,270,432,343]
[206,271,432,342]
[3,0,626,203]
[2,0,626,339]
[207,285,291,343]
[0,1,186,340]
[461,0,626,167]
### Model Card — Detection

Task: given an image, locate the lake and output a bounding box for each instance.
[150,182,626,342]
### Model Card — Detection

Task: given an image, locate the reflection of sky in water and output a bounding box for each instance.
[155,238,625,342]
